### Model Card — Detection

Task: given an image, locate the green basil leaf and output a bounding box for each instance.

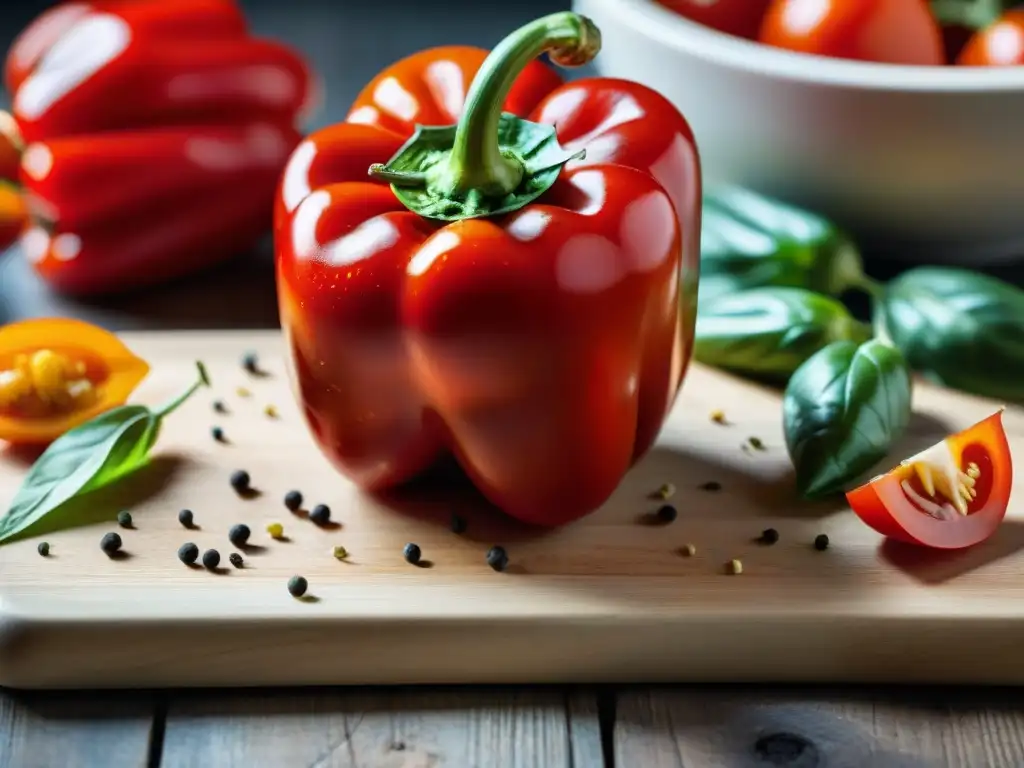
[783,339,912,498]
[876,267,1024,401]
[700,185,865,305]
[0,361,209,545]
[695,287,870,382]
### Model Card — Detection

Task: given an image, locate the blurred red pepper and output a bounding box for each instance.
[1,0,315,294]
[274,12,701,527]
[654,0,774,40]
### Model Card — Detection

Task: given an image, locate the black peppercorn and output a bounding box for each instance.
[230,469,250,493]
[814,534,830,551]
[213,399,227,414]
[202,549,221,569]
[211,426,225,442]
[178,542,199,565]
[760,528,779,545]
[100,532,122,556]
[288,575,308,597]
[284,490,303,512]
[37,541,50,557]
[403,542,421,565]
[309,504,331,526]
[241,350,259,373]
[699,481,722,492]
[178,508,195,528]
[228,523,251,547]
[229,552,244,568]
[117,510,132,528]
[656,504,677,523]
[486,546,509,572]
[450,514,467,534]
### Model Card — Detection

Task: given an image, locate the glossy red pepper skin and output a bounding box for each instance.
[275,45,701,527]
[5,0,314,295]
[957,10,1024,65]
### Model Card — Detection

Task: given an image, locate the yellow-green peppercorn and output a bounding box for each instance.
[266,522,284,539]
[332,545,348,560]
[236,386,251,398]
[710,409,726,424]
[657,483,675,500]
[726,558,743,575]
[264,404,278,418]
[680,543,696,557]
[749,436,765,450]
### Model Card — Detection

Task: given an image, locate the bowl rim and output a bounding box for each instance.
[585,0,1024,92]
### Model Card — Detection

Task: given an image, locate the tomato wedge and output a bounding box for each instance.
[846,410,1013,550]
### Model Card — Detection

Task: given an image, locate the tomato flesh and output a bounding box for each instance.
[845,411,1013,550]
[758,0,945,65]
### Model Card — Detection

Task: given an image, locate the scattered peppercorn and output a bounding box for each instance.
[450,514,467,534]
[228,523,251,547]
[332,545,348,560]
[726,558,743,575]
[699,481,722,492]
[178,542,199,565]
[284,490,303,512]
[403,542,422,565]
[236,386,251,398]
[241,350,259,373]
[759,528,779,545]
[710,409,726,424]
[266,522,284,539]
[309,504,331,526]
[263,404,278,419]
[229,552,244,568]
[100,532,122,556]
[178,508,195,528]
[202,549,221,570]
[749,436,765,450]
[680,543,696,557]
[487,545,509,572]
[656,504,677,523]
[213,400,227,414]
[814,534,830,551]
[657,482,676,500]
[117,510,133,528]
[37,541,50,557]
[211,426,226,442]
[230,469,251,493]
[288,575,308,597]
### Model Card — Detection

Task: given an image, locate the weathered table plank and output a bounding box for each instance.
[0,691,156,768]
[160,688,603,768]
[615,687,1024,768]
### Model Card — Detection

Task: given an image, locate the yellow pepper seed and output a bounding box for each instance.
[236,386,251,398]
[726,558,743,575]
[680,543,696,557]
[0,349,95,413]
[657,482,676,500]
[332,545,348,560]
[710,409,726,424]
[967,462,981,480]
[266,522,284,539]
[264,404,278,418]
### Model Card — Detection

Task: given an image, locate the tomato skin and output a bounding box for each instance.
[957,11,1024,65]
[654,0,774,40]
[758,0,945,65]
[846,411,1013,550]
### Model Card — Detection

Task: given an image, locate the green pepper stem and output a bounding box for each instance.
[154,361,210,420]
[366,165,427,187]
[440,12,600,198]
[852,275,886,302]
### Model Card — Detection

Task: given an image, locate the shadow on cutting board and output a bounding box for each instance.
[879,521,1024,585]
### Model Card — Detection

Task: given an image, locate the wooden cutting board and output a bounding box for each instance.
[2,330,1023,690]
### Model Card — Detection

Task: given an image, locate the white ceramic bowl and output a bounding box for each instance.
[572,0,1024,265]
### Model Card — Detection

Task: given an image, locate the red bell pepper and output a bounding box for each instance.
[274,12,701,527]
[1,0,315,294]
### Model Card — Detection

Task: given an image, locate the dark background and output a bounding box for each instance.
[0,0,1020,330]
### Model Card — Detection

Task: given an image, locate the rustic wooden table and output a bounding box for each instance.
[3,0,1024,765]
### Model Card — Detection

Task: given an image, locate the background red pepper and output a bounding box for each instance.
[275,12,701,527]
[654,0,774,40]
[3,0,315,295]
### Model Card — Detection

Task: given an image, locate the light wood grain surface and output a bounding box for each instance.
[1,330,1022,689]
